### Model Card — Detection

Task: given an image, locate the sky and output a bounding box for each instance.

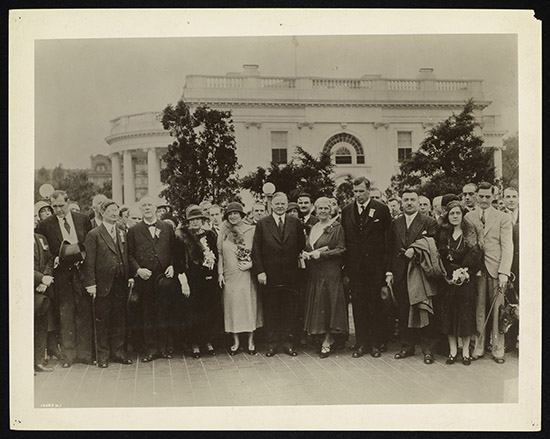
[35,34,517,170]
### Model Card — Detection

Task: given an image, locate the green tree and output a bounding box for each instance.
[502,132,518,188]
[160,100,240,218]
[241,146,335,201]
[335,175,354,207]
[390,99,495,199]
[56,171,99,216]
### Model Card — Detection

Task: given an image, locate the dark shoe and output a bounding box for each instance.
[445,355,456,365]
[99,362,108,368]
[423,354,434,364]
[265,349,276,357]
[61,361,72,368]
[206,345,216,356]
[462,356,471,366]
[284,348,298,357]
[90,360,98,366]
[192,352,201,359]
[113,357,133,365]
[229,346,239,356]
[246,348,258,356]
[352,346,365,358]
[161,352,173,359]
[494,357,505,364]
[379,344,387,353]
[141,355,154,363]
[394,350,414,360]
[370,347,381,358]
[35,364,54,372]
[320,345,331,359]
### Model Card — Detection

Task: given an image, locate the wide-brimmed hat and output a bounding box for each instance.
[154,273,180,297]
[59,240,86,264]
[223,202,245,220]
[286,202,299,213]
[185,205,207,221]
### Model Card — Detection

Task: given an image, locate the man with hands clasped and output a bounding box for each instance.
[127,196,176,362]
[83,199,134,368]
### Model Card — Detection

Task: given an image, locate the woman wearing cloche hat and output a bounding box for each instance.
[217,202,263,355]
[173,205,222,358]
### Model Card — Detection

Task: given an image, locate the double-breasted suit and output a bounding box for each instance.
[387,212,438,355]
[465,206,513,360]
[252,214,305,351]
[341,199,391,352]
[37,212,93,363]
[127,219,175,357]
[83,224,130,363]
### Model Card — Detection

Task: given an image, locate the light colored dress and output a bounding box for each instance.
[218,221,263,333]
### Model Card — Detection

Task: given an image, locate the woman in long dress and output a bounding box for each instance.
[302,197,348,358]
[438,200,482,366]
[217,202,263,355]
[174,205,221,359]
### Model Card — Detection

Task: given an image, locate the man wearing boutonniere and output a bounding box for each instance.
[385,188,439,364]
[341,177,391,358]
[82,199,134,368]
[127,195,176,362]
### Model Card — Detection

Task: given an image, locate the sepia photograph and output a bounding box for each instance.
[10,9,541,430]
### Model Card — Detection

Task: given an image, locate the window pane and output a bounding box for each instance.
[357,155,365,164]
[272,148,287,165]
[335,156,352,164]
[397,131,412,147]
[398,147,412,163]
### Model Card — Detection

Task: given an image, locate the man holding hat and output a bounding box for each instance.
[82,199,134,368]
[127,195,176,362]
[37,190,93,367]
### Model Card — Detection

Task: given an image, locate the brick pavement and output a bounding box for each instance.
[35,341,518,408]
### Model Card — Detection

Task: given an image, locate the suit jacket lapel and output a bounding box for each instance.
[396,216,407,246]
[99,224,118,254]
[484,207,498,237]
[282,215,292,243]
[140,221,155,242]
[406,213,423,246]
[266,216,282,243]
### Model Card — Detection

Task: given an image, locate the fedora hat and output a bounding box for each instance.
[223,202,245,220]
[286,202,299,213]
[185,204,207,221]
[59,240,86,264]
[154,273,180,297]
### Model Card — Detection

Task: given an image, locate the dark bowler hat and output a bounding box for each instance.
[185,204,207,221]
[154,273,180,297]
[59,240,86,264]
[223,202,245,220]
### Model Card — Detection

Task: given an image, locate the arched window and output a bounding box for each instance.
[323,133,365,165]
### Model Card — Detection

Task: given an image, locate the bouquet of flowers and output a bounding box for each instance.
[199,236,216,270]
[236,245,251,263]
[451,267,470,285]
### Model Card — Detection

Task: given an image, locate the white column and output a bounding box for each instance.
[147,148,160,198]
[110,152,123,205]
[493,147,503,179]
[123,150,135,204]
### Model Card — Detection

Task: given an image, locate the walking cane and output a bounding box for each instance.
[478,284,503,343]
[92,294,99,365]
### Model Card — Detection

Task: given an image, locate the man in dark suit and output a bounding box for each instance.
[385,187,438,364]
[82,199,134,368]
[34,233,56,372]
[127,195,176,362]
[90,194,108,228]
[297,192,319,235]
[341,177,391,358]
[252,192,306,357]
[36,190,93,367]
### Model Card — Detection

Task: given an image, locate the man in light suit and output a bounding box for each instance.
[465,182,513,363]
[385,188,439,364]
[127,195,176,362]
[83,199,134,368]
[37,190,93,367]
[252,192,306,357]
[341,177,391,358]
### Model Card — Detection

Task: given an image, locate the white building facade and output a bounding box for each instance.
[105,65,506,205]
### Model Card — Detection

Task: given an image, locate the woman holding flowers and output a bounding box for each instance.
[174,205,221,358]
[217,202,263,355]
[302,197,347,358]
[438,200,482,366]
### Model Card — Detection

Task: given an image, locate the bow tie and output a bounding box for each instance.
[146,223,156,228]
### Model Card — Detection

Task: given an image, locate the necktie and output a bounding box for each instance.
[480,210,486,227]
[358,204,364,215]
[278,217,284,236]
[110,226,117,242]
[63,218,71,235]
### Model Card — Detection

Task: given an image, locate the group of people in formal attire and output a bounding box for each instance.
[33,178,519,373]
